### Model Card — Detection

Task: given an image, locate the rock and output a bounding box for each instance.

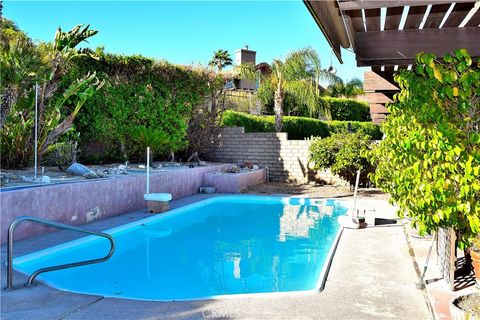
[225,165,240,174]
[83,172,99,179]
[107,165,128,175]
[40,176,51,183]
[67,163,96,177]
[155,163,163,169]
[244,160,254,169]
[1,176,10,186]
[138,164,146,169]
[252,165,259,170]
[198,161,207,166]
[20,176,35,183]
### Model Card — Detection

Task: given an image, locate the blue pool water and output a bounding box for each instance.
[13,196,346,301]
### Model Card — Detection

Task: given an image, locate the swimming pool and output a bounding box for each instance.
[13,195,347,301]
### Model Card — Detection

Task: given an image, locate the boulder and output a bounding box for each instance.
[67,163,96,177]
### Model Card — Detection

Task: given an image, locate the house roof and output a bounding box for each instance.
[304,0,480,72]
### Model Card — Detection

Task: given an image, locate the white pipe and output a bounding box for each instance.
[338,169,361,229]
[351,169,361,217]
[146,147,150,194]
[34,83,38,180]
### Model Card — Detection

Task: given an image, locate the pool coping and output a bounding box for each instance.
[12,194,348,302]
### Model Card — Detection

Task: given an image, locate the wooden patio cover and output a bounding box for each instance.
[304,0,480,73]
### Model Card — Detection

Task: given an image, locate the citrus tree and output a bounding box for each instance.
[370,49,480,247]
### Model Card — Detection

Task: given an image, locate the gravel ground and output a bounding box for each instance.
[243,182,390,200]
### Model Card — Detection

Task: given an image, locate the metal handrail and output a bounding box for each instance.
[5,216,115,290]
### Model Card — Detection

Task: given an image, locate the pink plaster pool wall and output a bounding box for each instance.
[203,169,266,193]
[0,164,230,243]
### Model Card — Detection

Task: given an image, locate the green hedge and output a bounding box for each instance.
[58,51,222,163]
[321,97,371,122]
[221,110,383,140]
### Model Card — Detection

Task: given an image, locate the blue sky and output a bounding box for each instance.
[4,1,368,81]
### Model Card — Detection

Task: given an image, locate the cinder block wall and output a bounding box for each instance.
[206,127,344,184]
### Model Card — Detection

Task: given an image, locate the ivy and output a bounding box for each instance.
[370,49,480,247]
[59,52,223,162]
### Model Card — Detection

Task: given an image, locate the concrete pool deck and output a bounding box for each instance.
[1,194,431,320]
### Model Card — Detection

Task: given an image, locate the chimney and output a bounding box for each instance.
[235,46,257,90]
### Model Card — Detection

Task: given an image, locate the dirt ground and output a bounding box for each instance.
[243,182,390,200]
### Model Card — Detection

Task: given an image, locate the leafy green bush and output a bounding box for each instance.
[369,49,480,247]
[321,97,370,121]
[309,132,375,185]
[59,51,224,162]
[130,126,170,160]
[221,110,382,140]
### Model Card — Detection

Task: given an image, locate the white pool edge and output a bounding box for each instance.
[12,195,347,302]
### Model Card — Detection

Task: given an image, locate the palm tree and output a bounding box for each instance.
[327,78,364,98]
[209,49,232,72]
[238,47,338,132]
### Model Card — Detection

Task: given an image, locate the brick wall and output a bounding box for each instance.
[206,127,345,184]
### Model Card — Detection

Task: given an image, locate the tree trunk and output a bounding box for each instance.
[274,85,283,132]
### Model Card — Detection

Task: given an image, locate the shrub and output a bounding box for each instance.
[43,140,78,171]
[60,52,225,162]
[130,126,170,160]
[369,49,480,247]
[321,97,370,121]
[309,132,375,185]
[221,110,382,140]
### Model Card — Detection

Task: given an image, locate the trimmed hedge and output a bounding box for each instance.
[221,110,383,140]
[321,97,371,122]
[58,51,224,163]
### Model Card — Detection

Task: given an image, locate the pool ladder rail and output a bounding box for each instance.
[5,216,115,290]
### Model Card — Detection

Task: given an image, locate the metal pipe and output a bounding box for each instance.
[5,216,115,290]
[34,83,38,180]
[146,147,150,194]
[421,232,437,279]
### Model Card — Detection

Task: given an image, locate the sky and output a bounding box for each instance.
[3,1,368,81]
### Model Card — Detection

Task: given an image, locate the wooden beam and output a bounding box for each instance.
[404,5,428,29]
[465,9,480,27]
[385,6,404,30]
[423,4,452,29]
[365,8,381,31]
[355,27,480,66]
[443,2,477,28]
[339,0,475,11]
[304,0,349,63]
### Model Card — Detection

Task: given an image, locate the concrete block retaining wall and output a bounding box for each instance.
[0,164,231,243]
[206,127,346,184]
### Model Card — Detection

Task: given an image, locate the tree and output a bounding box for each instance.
[326,77,364,98]
[238,47,337,132]
[208,49,232,72]
[1,22,103,168]
[370,49,480,247]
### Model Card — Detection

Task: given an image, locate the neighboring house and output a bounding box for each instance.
[225,46,267,115]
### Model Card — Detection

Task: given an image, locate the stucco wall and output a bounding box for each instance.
[206,127,345,184]
[0,164,229,243]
